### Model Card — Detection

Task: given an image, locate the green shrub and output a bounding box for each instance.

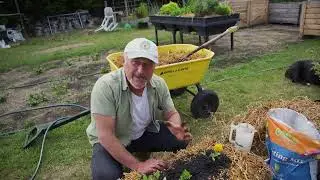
[135,3,149,18]
[180,6,193,15]
[159,1,181,16]
[215,2,232,16]
[208,0,219,11]
[192,0,219,17]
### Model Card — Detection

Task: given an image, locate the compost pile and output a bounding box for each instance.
[113,50,207,67]
[123,137,270,180]
[231,97,320,158]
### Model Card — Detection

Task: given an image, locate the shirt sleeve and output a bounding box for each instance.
[90,78,116,118]
[159,78,176,113]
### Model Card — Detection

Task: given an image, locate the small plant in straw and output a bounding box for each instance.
[179,169,192,180]
[142,170,160,180]
[210,143,223,161]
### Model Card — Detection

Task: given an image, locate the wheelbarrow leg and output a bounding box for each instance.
[155,28,159,46]
[172,31,177,44]
[179,31,184,44]
[196,83,203,92]
[231,32,234,50]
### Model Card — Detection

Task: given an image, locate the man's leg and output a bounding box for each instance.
[91,143,123,180]
[127,122,188,153]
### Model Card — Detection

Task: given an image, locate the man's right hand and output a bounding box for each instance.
[134,159,167,174]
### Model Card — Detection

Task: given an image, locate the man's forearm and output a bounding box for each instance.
[99,134,139,170]
[166,111,182,125]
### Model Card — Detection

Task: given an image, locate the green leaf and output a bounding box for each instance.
[154,171,161,179]
[179,169,192,180]
[143,175,148,180]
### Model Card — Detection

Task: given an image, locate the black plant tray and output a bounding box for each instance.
[150,13,240,36]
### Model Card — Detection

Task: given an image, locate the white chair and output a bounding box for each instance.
[7,29,25,42]
[95,7,118,32]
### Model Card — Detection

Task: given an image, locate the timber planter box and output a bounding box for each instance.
[149,13,240,43]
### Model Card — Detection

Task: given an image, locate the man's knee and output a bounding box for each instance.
[91,143,123,180]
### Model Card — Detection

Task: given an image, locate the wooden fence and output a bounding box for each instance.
[300,1,320,36]
[228,0,269,27]
[269,2,302,25]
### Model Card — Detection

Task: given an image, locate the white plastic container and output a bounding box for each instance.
[229,122,257,152]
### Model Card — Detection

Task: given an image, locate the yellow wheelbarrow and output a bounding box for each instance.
[107,26,238,118]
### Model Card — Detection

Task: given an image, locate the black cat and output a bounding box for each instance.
[285,60,320,86]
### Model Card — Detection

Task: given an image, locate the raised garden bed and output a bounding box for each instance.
[150,14,240,49]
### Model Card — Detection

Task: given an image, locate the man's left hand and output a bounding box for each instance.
[164,121,192,142]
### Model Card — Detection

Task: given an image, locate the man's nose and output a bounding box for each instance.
[137,64,144,73]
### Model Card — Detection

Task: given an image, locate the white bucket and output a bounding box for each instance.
[229,122,257,152]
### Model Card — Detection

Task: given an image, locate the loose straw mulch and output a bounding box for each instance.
[123,136,271,180]
[123,97,319,180]
[232,97,320,157]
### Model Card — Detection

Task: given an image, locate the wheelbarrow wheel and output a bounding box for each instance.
[170,88,186,97]
[190,90,219,119]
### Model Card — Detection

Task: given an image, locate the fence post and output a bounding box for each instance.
[247,0,252,26]
[265,0,269,24]
[299,1,307,38]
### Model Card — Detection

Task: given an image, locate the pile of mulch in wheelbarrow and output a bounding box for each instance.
[113,50,207,68]
[123,137,271,180]
[231,97,320,158]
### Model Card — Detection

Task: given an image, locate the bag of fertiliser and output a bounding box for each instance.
[266,108,320,180]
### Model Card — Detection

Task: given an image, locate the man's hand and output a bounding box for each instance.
[164,121,192,142]
[135,159,167,174]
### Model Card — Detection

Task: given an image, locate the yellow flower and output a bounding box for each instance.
[213,143,223,153]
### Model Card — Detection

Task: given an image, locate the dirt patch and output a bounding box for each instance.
[0,54,108,132]
[208,24,301,68]
[160,150,231,179]
[38,42,94,54]
[124,138,270,180]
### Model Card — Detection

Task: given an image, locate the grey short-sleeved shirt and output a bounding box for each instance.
[86,68,175,146]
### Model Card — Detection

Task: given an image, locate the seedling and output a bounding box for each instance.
[142,170,160,180]
[27,92,48,106]
[51,81,68,96]
[210,143,224,161]
[100,66,109,74]
[179,169,192,180]
[0,92,6,103]
[91,53,100,61]
[34,66,43,75]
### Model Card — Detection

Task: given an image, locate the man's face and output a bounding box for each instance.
[124,56,155,90]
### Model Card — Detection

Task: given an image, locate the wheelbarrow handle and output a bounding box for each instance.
[181,25,239,61]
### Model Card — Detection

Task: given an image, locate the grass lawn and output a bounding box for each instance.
[0,28,178,72]
[0,35,319,179]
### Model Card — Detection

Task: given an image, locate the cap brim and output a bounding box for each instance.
[126,51,158,64]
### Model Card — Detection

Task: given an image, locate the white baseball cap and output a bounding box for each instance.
[124,38,158,64]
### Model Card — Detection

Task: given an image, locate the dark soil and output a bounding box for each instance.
[160,150,231,180]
